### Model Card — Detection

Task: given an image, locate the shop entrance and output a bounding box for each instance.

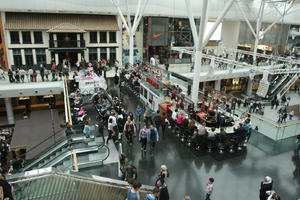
[59,51,79,67]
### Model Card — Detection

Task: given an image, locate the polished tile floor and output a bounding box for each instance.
[82,80,300,200]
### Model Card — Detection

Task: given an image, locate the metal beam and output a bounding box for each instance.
[235,1,256,38]
[185,0,199,46]
[253,0,265,65]
[259,1,294,37]
[191,0,208,103]
[132,0,149,34]
[202,0,235,47]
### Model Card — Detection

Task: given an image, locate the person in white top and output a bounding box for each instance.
[19,69,26,83]
[0,68,5,80]
[150,57,156,66]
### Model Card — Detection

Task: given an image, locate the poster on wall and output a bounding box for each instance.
[149,17,169,46]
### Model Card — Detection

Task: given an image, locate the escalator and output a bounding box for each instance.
[22,135,110,172]
[266,73,298,99]
[7,168,153,200]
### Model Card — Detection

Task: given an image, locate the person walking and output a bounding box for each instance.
[40,66,45,82]
[146,187,160,200]
[135,104,143,123]
[124,118,136,146]
[156,178,169,200]
[147,125,159,157]
[259,176,273,200]
[145,103,153,127]
[127,180,141,200]
[106,118,117,144]
[205,177,214,200]
[161,112,168,136]
[152,110,162,133]
[139,125,148,152]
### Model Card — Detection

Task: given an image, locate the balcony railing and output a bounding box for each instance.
[49,40,85,49]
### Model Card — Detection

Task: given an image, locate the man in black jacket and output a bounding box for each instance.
[156,178,169,200]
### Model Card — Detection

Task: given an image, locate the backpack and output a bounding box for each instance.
[154,115,162,126]
[150,129,156,141]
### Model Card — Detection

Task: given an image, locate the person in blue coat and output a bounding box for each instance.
[135,104,143,123]
[147,125,159,156]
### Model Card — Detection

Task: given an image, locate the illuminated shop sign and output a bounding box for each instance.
[146,77,158,89]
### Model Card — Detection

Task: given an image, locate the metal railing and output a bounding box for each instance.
[7,168,153,200]
[49,40,85,48]
[63,77,72,125]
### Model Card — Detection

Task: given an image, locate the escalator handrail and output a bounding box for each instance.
[7,168,154,194]
[41,145,100,168]
[70,144,110,171]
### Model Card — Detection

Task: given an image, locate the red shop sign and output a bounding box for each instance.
[146,77,158,89]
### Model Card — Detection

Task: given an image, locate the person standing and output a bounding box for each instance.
[33,69,38,82]
[135,104,143,123]
[51,65,56,81]
[40,66,45,82]
[83,120,90,138]
[65,122,73,148]
[139,125,148,152]
[147,125,159,157]
[19,68,26,83]
[25,68,30,82]
[8,69,14,83]
[205,177,214,200]
[29,67,34,82]
[15,68,20,83]
[44,68,49,81]
[114,73,119,90]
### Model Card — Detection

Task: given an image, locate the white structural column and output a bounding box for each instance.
[5,98,14,124]
[253,0,265,66]
[32,49,37,65]
[53,34,57,48]
[9,49,14,66]
[117,15,123,66]
[97,48,101,61]
[77,34,81,47]
[188,0,208,103]
[186,0,234,103]
[45,49,51,65]
[215,80,221,91]
[21,49,25,65]
[202,0,235,47]
[111,0,148,65]
[247,78,253,96]
[77,52,81,62]
[55,53,59,65]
